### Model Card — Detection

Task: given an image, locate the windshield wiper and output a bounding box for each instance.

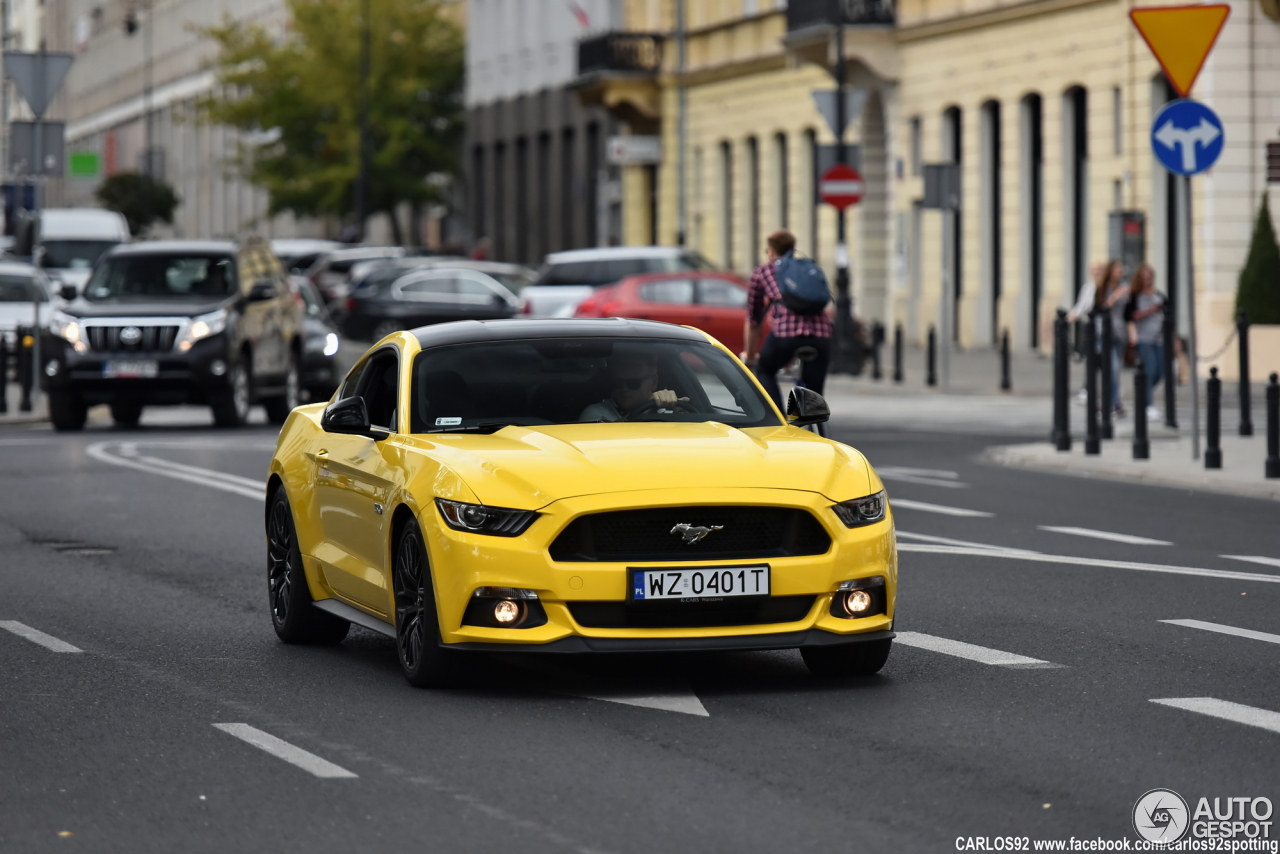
[426,422,516,434]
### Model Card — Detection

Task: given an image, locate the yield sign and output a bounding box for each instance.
[3,52,74,118]
[819,163,864,210]
[1129,5,1231,97]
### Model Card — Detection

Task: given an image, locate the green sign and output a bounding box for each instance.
[68,151,100,178]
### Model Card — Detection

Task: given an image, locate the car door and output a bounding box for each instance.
[695,277,749,352]
[634,278,695,326]
[313,347,401,614]
[236,247,281,381]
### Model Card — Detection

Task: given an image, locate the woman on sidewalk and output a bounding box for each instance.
[1127,264,1165,421]
[1067,260,1128,415]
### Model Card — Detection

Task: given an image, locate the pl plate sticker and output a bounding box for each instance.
[435,417,462,426]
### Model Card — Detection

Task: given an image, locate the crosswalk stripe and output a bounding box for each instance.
[1150,698,1280,736]
[1160,619,1280,646]
[894,631,1063,668]
[890,498,992,518]
[213,724,358,778]
[1038,526,1171,546]
[0,621,82,653]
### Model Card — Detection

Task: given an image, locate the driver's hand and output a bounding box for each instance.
[652,389,687,407]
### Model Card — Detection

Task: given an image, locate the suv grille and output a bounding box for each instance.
[87,324,180,353]
[569,596,816,629]
[549,506,831,563]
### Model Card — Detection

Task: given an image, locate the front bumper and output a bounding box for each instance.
[41,332,235,406]
[421,487,897,649]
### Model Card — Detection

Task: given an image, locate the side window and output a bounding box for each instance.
[400,275,457,298]
[338,358,370,401]
[697,278,747,308]
[457,275,499,303]
[357,351,400,431]
[638,279,694,304]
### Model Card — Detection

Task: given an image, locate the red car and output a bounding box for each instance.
[573,272,754,353]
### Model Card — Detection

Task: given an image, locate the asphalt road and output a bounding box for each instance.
[1,408,1278,853]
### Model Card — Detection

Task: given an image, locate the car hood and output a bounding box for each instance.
[61,298,233,319]
[402,421,874,509]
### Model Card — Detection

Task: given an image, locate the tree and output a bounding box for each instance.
[199,0,464,243]
[95,172,179,236]
[1236,194,1280,324]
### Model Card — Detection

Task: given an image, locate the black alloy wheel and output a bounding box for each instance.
[110,400,143,428]
[49,391,87,432]
[800,638,892,677]
[267,487,349,644]
[264,353,300,424]
[212,360,252,427]
[393,519,462,688]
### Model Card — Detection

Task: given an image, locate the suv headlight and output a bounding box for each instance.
[48,311,86,353]
[832,490,887,528]
[175,309,228,352]
[435,498,537,537]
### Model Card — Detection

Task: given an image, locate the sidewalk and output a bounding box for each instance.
[0,384,47,427]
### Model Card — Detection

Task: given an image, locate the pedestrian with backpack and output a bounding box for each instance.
[741,229,833,410]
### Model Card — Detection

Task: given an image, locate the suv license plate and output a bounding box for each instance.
[631,565,770,601]
[103,360,158,378]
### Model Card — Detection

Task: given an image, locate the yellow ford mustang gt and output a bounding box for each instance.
[266,319,896,687]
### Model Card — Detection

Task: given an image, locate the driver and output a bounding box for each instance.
[579,353,686,422]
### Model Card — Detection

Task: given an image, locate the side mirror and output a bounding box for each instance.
[322,396,371,434]
[246,281,276,302]
[786,387,830,426]
[59,284,78,301]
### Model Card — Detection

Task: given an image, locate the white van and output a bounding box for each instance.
[15,208,130,293]
[526,246,716,318]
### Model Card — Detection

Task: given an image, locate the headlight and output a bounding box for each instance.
[323,332,339,356]
[175,309,228,352]
[48,311,86,353]
[435,498,537,536]
[832,490,887,528]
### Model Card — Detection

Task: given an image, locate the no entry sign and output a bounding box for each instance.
[819,163,864,210]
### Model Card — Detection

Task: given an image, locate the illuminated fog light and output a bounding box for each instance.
[209,359,227,377]
[44,360,60,377]
[493,599,520,624]
[844,589,873,615]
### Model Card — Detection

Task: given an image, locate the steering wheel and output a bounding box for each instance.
[626,397,699,419]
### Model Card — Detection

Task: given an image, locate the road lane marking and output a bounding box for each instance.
[894,631,1063,668]
[1160,619,1280,646]
[0,621,82,653]
[213,724,357,778]
[890,498,993,517]
[897,531,1038,555]
[571,689,709,717]
[1150,698,1280,736]
[1038,526,1171,546]
[877,466,968,489]
[896,542,1280,584]
[1222,555,1280,569]
[87,442,264,500]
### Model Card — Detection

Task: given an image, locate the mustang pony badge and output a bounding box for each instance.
[670,523,724,545]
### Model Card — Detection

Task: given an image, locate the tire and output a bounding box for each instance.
[801,638,892,677]
[263,353,300,425]
[49,391,87,432]
[266,487,350,644]
[392,518,463,688]
[110,400,143,428]
[372,320,401,341]
[211,360,252,427]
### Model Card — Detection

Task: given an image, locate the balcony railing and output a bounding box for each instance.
[786,0,896,29]
[577,32,665,77]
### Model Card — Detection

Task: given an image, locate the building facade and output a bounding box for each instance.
[592,0,1280,373]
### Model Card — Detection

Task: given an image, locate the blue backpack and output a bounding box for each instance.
[773,251,830,316]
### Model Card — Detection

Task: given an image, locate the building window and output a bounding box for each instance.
[942,106,963,340]
[471,145,485,248]
[980,100,1001,344]
[775,132,789,229]
[720,140,733,268]
[746,136,760,267]
[1063,86,1089,306]
[1112,86,1122,156]
[805,128,818,257]
[910,116,922,176]
[560,128,576,250]
[1020,94,1044,349]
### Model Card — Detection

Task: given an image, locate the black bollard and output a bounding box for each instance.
[1053,309,1071,451]
[1238,308,1252,436]
[1163,310,1178,428]
[1267,374,1280,479]
[0,332,8,415]
[1205,367,1222,469]
[1085,311,1100,455]
[1133,360,1149,460]
[893,324,903,383]
[17,326,33,413]
[1100,311,1114,440]
[871,321,884,381]
[926,326,937,387]
[1000,329,1011,392]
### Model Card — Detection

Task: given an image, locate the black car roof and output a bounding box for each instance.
[412,318,707,349]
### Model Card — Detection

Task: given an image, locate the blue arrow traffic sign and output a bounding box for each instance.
[1151,99,1224,176]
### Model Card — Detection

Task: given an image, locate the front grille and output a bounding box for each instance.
[569,596,816,629]
[87,324,180,353]
[549,506,831,562]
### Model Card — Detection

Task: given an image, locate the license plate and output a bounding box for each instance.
[103,360,158,378]
[630,565,770,601]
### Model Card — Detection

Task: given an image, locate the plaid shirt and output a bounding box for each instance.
[747,261,832,338]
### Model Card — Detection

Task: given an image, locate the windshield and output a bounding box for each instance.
[410,337,778,433]
[0,274,45,302]
[40,239,120,270]
[83,254,238,302]
[536,252,716,287]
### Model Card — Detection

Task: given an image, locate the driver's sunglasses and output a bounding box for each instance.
[614,375,651,390]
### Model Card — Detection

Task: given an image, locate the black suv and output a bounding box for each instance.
[42,239,303,430]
